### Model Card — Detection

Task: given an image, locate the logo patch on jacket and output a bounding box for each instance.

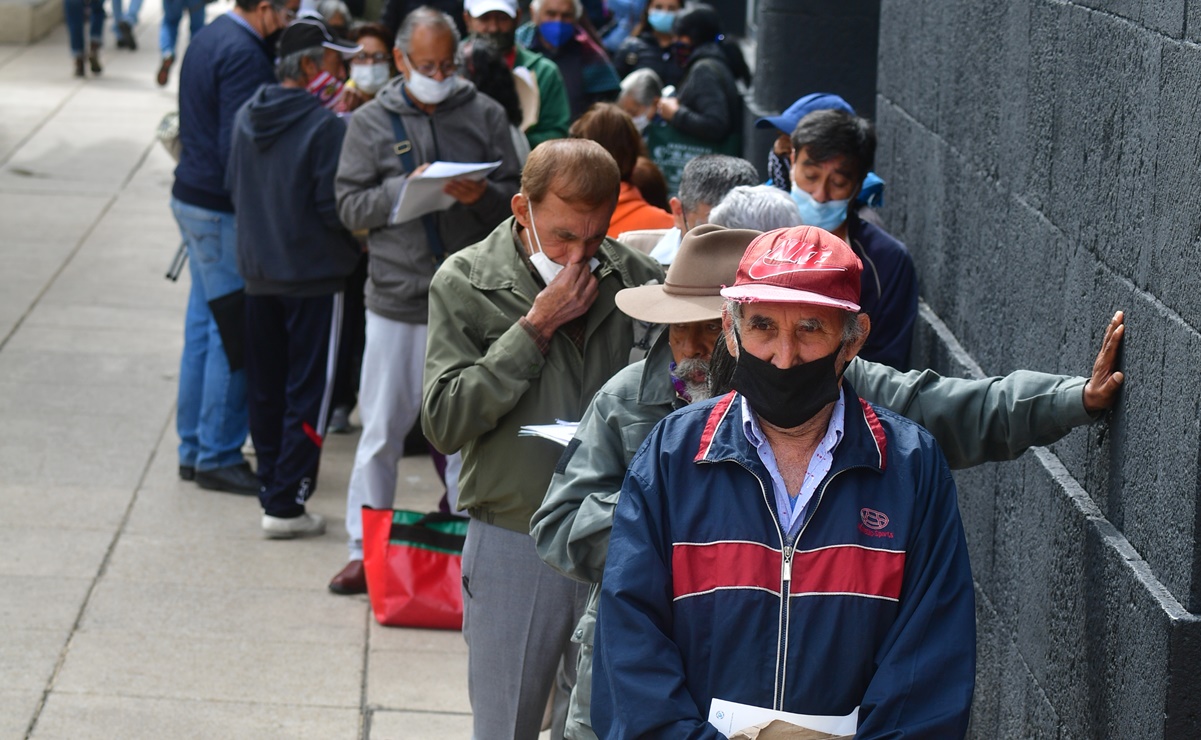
[858,507,893,538]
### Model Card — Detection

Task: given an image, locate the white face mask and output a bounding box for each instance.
[525,197,599,285]
[402,52,458,105]
[631,113,650,133]
[350,63,391,95]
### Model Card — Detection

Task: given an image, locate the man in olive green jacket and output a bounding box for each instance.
[530,223,1127,739]
[422,139,664,739]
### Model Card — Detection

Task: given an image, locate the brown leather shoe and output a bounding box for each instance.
[156,54,174,87]
[329,559,367,595]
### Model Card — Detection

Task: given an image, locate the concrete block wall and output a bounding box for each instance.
[878,1,1201,735]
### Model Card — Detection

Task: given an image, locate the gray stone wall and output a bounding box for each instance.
[876,1,1201,736]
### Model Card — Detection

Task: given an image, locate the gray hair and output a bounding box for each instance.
[531,0,583,19]
[276,46,326,82]
[315,0,350,23]
[709,185,804,232]
[619,68,663,107]
[725,299,865,345]
[677,155,759,215]
[395,6,461,53]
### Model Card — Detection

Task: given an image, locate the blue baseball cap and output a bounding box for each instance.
[755,92,856,134]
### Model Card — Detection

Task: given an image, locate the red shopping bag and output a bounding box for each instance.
[361,507,468,630]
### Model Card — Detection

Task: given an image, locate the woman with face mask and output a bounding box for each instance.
[346,24,398,101]
[613,0,687,87]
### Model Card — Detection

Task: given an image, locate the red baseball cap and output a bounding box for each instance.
[720,225,862,311]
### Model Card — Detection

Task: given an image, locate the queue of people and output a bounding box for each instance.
[163,2,1129,737]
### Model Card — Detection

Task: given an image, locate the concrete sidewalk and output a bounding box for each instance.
[0,7,476,738]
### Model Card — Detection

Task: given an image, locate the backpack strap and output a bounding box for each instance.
[387,110,446,266]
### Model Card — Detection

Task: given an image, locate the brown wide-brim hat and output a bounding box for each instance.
[616,224,762,324]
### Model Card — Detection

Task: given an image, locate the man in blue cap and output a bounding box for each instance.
[756,92,885,215]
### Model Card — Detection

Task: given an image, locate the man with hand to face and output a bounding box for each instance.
[593,225,976,738]
[422,139,663,739]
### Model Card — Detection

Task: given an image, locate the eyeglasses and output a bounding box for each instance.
[272,4,296,21]
[407,57,459,78]
[354,52,392,64]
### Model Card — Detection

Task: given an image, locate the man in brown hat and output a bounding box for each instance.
[532,223,1128,739]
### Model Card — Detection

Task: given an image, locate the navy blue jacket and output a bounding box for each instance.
[849,213,919,370]
[226,85,359,296]
[594,386,975,739]
[173,14,275,213]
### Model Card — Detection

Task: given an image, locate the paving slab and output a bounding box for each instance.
[0,484,130,531]
[368,709,474,739]
[0,689,41,740]
[0,575,91,634]
[31,694,359,740]
[0,526,113,579]
[0,628,66,693]
[367,646,470,713]
[53,630,363,708]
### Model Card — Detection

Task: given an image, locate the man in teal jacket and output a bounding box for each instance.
[531,223,1126,739]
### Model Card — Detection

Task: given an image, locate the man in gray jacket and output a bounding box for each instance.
[531,224,1127,739]
[331,7,521,593]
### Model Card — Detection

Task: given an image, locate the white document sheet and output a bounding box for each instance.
[389,160,502,224]
[708,698,858,736]
[518,420,579,447]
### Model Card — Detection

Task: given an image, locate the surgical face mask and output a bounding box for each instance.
[525,197,600,285]
[538,20,574,49]
[403,53,458,105]
[791,184,850,232]
[305,70,345,110]
[647,9,676,34]
[350,63,391,95]
[631,112,650,133]
[731,336,844,429]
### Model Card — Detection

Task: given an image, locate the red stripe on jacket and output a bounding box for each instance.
[694,392,738,462]
[858,398,887,470]
[672,541,905,601]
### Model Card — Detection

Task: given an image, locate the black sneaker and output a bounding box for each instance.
[117,20,136,50]
[195,461,260,496]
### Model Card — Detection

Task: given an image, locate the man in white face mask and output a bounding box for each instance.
[421,139,664,739]
[330,7,522,596]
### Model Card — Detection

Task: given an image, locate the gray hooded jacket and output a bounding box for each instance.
[335,76,521,323]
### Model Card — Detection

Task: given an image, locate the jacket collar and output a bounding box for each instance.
[694,381,887,474]
[638,331,679,408]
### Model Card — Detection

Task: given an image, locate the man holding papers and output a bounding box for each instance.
[593,225,976,738]
[331,6,520,594]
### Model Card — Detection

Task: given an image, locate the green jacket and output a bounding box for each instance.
[421,217,664,534]
[530,331,1095,740]
[515,45,571,149]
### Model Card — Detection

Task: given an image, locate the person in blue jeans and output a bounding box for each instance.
[111,0,143,49]
[157,0,208,86]
[170,0,299,494]
[63,0,105,77]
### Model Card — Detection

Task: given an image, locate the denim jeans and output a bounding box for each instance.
[63,0,105,56]
[171,198,249,472]
[111,0,143,32]
[161,0,207,58]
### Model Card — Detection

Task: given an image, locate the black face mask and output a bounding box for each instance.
[731,336,844,429]
[479,30,517,54]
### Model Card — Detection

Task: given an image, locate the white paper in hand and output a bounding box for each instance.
[389,160,502,225]
[708,698,858,737]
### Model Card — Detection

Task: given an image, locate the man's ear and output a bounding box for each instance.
[392,47,407,75]
[669,197,686,232]
[840,313,871,366]
[511,192,530,229]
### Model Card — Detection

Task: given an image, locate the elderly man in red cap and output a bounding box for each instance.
[591,225,976,738]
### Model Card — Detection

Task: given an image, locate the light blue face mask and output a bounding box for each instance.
[647,9,676,34]
[791,184,850,232]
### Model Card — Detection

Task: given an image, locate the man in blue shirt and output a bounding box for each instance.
[170,0,300,495]
[594,225,976,738]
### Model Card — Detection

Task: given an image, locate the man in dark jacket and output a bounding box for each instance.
[789,109,918,369]
[226,18,362,539]
[515,0,621,120]
[329,6,521,594]
[594,225,976,738]
[170,0,300,496]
